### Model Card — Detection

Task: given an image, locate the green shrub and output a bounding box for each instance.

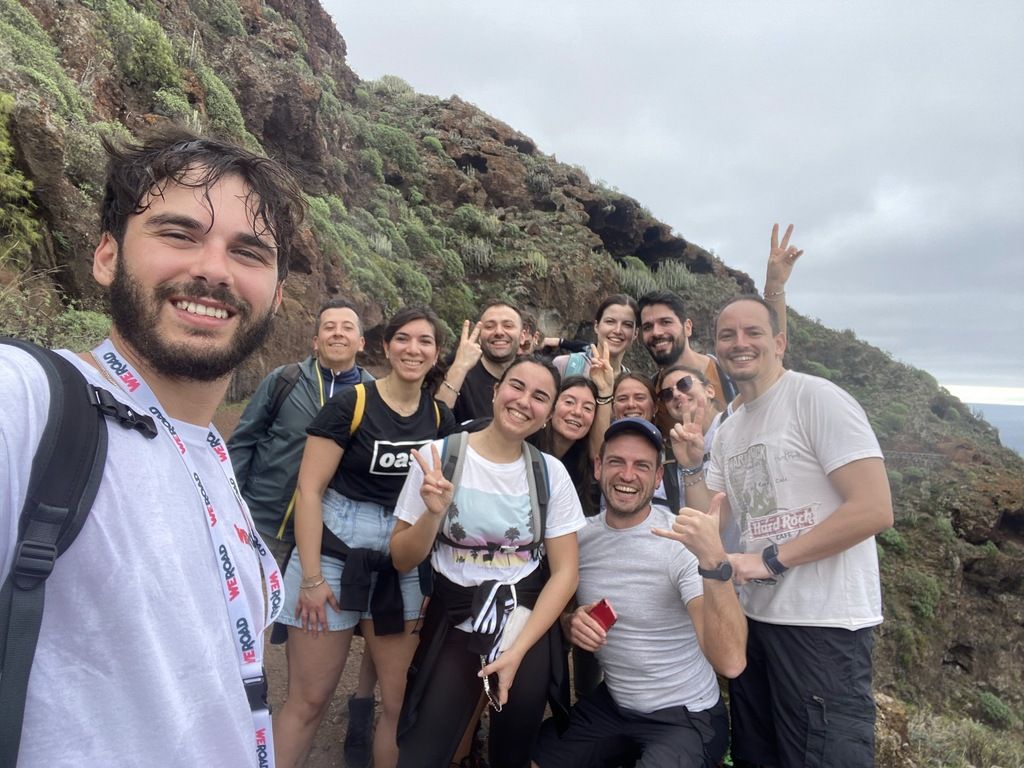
[524,250,548,278]
[359,148,384,182]
[525,165,553,196]
[63,121,116,190]
[877,407,907,433]
[890,621,923,667]
[197,64,256,146]
[422,135,444,155]
[653,259,698,293]
[977,691,1015,729]
[450,205,500,238]
[803,360,834,380]
[877,527,907,555]
[366,123,420,172]
[0,0,87,118]
[401,216,441,259]
[97,0,181,92]
[461,236,493,270]
[47,307,112,349]
[153,87,192,120]
[368,232,392,258]
[902,466,926,485]
[389,259,432,307]
[886,468,903,487]
[909,707,1024,767]
[935,515,956,542]
[439,248,465,281]
[0,93,41,265]
[615,261,657,298]
[370,74,415,100]
[434,282,477,332]
[903,570,942,620]
[189,0,245,36]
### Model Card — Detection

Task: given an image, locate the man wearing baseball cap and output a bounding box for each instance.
[532,418,747,767]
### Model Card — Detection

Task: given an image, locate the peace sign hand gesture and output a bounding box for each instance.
[669,404,706,469]
[588,338,614,395]
[452,320,483,373]
[411,443,454,518]
[765,223,804,293]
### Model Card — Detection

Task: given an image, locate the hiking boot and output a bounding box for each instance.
[343,695,374,768]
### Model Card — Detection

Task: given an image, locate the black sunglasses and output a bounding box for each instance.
[657,375,693,403]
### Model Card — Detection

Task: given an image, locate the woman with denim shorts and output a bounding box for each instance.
[274,306,455,768]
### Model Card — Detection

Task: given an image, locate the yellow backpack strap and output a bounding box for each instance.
[281,383,366,539]
[277,494,297,539]
[433,400,440,428]
[350,383,366,436]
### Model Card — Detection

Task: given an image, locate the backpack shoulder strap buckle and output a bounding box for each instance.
[91,386,158,439]
[12,539,58,588]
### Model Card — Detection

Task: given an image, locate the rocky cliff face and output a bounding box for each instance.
[2,0,1022,759]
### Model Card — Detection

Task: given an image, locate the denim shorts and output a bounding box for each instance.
[279,489,423,632]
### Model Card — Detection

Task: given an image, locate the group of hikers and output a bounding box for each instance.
[1,126,893,768]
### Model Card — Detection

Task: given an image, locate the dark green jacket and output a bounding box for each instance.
[227,356,373,541]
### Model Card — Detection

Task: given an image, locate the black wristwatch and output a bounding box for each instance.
[762,543,789,576]
[698,560,733,582]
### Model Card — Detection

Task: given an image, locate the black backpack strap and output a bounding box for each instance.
[523,442,549,548]
[0,340,155,764]
[659,461,682,513]
[709,353,738,404]
[267,363,302,423]
[432,435,551,560]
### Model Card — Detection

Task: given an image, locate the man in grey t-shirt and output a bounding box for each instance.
[533,418,747,768]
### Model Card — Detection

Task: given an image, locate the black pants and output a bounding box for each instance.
[729,620,876,767]
[534,683,727,768]
[396,623,552,768]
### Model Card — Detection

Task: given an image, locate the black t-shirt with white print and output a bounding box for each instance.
[307,381,456,507]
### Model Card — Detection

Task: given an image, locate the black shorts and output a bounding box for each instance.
[729,619,876,767]
[533,682,728,768]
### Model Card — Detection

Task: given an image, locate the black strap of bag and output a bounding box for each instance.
[0,339,156,765]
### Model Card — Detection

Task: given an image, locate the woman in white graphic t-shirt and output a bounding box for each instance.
[391,356,586,768]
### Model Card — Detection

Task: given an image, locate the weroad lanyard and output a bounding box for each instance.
[93,339,283,767]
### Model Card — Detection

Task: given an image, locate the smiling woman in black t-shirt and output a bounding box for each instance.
[274,306,455,768]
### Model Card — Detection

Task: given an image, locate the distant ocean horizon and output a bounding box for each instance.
[969,403,1024,457]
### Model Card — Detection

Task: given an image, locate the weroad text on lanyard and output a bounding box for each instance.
[93,338,283,767]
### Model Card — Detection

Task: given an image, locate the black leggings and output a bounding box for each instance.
[397,624,551,768]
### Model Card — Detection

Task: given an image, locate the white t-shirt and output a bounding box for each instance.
[394,439,585,587]
[706,370,884,629]
[0,347,269,767]
[577,506,719,714]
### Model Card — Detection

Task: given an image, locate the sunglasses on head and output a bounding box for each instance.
[657,375,693,403]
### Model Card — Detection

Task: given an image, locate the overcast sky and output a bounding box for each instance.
[324,0,1023,402]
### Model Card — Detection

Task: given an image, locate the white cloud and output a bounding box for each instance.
[325,0,1024,389]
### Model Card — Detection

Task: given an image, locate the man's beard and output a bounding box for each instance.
[601,480,653,521]
[647,335,685,367]
[108,257,276,382]
[482,339,517,365]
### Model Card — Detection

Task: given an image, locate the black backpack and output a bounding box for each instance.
[0,339,157,765]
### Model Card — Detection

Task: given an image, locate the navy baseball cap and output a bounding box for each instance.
[603,417,663,452]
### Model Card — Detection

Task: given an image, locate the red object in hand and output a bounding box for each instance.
[587,598,617,632]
